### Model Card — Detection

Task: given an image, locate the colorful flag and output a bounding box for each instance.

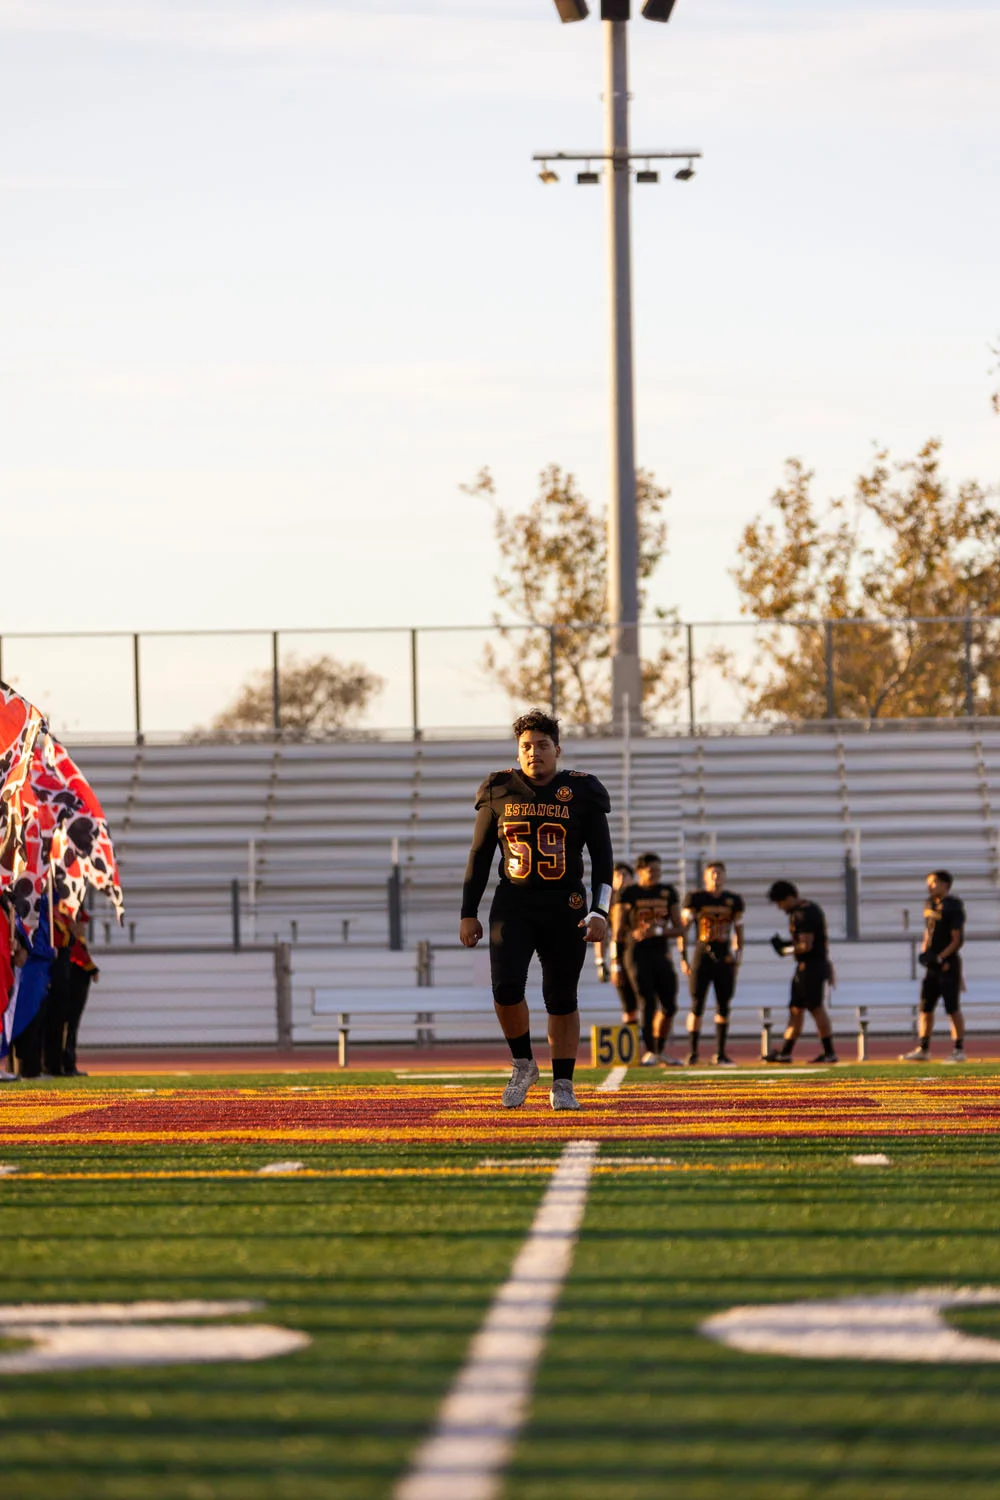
[0,681,46,898]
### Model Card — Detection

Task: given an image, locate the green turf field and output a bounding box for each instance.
[1,1065,999,1499]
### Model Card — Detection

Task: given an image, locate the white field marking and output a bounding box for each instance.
[852,1153,892,1166]
[393,1138,599,1500]
[0,1165,19,1177]
[257,1161,305,1175]
[596,1065,628,1092]
[702,1288,1000,1363]
[0,1300,309,1376]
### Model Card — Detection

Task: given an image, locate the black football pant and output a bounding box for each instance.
[625,942,677,1053]
[489,891,587,1015]
[689,954,736,1018]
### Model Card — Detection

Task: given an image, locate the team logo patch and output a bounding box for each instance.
[556,786,573,802]
[569,893,585,910]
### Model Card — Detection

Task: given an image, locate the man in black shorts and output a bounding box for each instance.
[460,710,614,1111]
[596,862,637,1022]
[680,860,744,1066]
[614,853,683,1066]
[901,870,966,1063]
[765,880,838,1064]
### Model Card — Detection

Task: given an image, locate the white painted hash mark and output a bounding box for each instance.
[701,1288,1000,1363]
[597,1065,627,1093]
[393,1138,599,1500]
[852,1154,892,1166]
[0,1300,310,1375]
[257,1161,305,1175]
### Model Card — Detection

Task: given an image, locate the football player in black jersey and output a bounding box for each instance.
[596,863,639,1024]
[460,710,614,1111]
[614,853,683,1066]
[901,870,967,1063]
[765,879,838,1064]
[680,861,744,1066]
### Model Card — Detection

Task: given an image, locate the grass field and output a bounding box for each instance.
[2,1063,1000,1499]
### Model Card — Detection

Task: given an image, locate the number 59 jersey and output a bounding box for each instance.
[461,766,614,917]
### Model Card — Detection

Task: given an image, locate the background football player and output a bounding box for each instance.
[766,879,838,1064]
[614,852,683,1067]
[901,870,966,1063]
[680,860,744,1066]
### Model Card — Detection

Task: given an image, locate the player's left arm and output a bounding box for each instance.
[732,895,746,964]
[581,781,614,944]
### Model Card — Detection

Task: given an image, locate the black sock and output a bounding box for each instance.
[688,1031,700,1060]
[779,1037,794,1057]
[552,1058,576,1082]
[653,1032,666,1055]
[508,1031,533,1061]
[918,1037,930,1053]
[822,1035,835,1057]
[715,1021,729,1057]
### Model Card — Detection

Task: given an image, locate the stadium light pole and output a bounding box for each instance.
[538,0,701,733]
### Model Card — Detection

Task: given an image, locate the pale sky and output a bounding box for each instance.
[1,1,998,716]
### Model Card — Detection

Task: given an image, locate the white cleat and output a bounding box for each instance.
[639,1052,658,1066]
[659,1055,684,1068]
[942,1047,968,1064]
[501,1057,540,1108]
[549,1079,581,1111]
[899,1047,929,1062]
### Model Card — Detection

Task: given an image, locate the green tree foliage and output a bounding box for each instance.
[208,654,383,740]
[731,440,1000,721]
[466,464,679,729]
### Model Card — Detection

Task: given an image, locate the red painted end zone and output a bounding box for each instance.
[1,1078,999,1143]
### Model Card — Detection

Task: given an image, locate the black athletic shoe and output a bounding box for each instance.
[810,1051,839,1065]
[763,1050,793,1064]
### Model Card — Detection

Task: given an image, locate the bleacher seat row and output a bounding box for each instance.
[73,726,1000,954]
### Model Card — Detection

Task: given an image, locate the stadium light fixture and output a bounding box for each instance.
[674,160,696,180]
[538,163,560,184]
[577,164,601,184]
[601,0,631,17]
[636,161,659,183]
[553,0,589,19]
[641,0,678,20]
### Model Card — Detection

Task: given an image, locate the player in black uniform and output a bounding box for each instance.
[680,861,744,1066]
[901,870,966,1063]
[596,862,637,1023]
[460,710,614,1111]
[614,853,683,1066]
[765,879,838,1064]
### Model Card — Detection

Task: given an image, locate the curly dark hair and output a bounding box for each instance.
[512,710,560,744]
[767,879,798,903]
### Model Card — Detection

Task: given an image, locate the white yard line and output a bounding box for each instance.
[597,1064,628,1092]
[394,1139,607,1498]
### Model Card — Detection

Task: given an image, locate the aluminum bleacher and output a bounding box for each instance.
[74,726,1000,955]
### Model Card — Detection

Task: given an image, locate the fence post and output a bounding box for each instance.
[274,941,293,1051]
[548,627,558,715]
[964,612,975,717]
[388,838,403,951]
[231,879,241,952]
[824,621,836,720]
[844,851,859,940]
[132,633,144,745]
[416,939,433,987]
[271,630,281,734]
[686,623,695,733]
[410,628,420,741]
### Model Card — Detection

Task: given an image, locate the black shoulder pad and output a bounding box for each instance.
[587,774,612,813]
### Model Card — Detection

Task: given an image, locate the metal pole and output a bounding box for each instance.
[548,626,558,715]
[274,941,293,1051]
[410,628,420,741]
[248,839,257,943]
[231,879,241,952]
[686,623,695,733]
[621,692,632,855]
[271,630,281,735]
[132,633,143,745]
[824,621,836,720]
[604,19,641,735]
[388,837,403,951]
[964,611,975,717]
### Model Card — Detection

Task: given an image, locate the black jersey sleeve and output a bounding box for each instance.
[584,792,614,913]
[943,895,966,934]
[461,781,498,919]
[732,893,746,917]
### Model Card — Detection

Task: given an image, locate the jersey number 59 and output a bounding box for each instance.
[503,821,567,881]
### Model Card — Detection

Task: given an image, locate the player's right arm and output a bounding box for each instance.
[678,900,693,974]
[459,780,499,947]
